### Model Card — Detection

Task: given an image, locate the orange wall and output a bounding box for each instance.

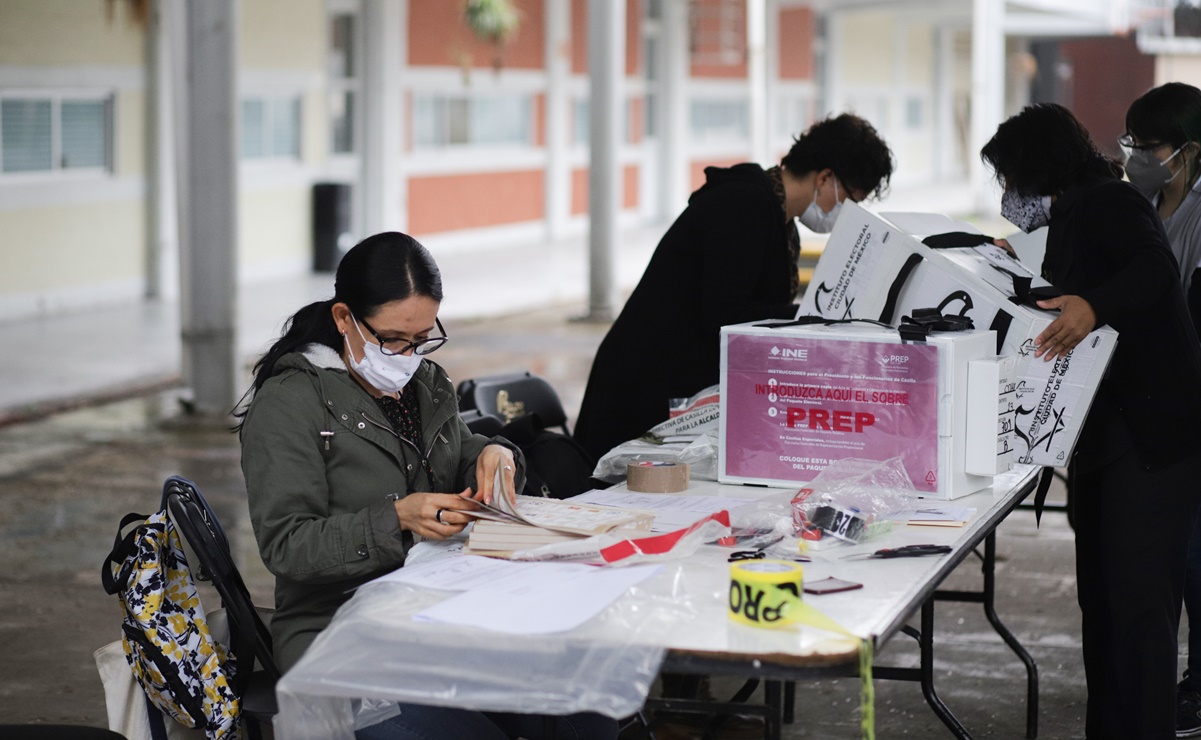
[570,0,640,75]
[778,8,814,80]
[689,157,746,191]
[409,0,545,70]
[571,166,640,215]
[409,170,545,234]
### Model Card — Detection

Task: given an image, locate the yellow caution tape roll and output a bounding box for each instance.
[728,559,804,628]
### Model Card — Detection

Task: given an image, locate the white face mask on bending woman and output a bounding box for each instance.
[344,316,423,394]
[799,178,843,233]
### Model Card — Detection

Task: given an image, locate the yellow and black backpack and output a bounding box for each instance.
[101,491,243,740]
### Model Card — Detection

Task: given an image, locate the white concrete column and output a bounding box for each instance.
[765,0,780,160]
[933,24,954,180]
[144,0,176,300]
[177,0,239,415]
[747,0,768,166]
[661,0,689,214]
[971,0,1005,211]
[586,0,625,321]
[363,0,405,235]
[545,0,571,240]
[821,10,841,117]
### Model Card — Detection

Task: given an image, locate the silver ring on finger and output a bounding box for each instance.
[435,508,445,525]
[503,465,513,472]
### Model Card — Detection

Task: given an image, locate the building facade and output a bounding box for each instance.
[0,0,1193,322]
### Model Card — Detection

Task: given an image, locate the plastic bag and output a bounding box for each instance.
[592,431,718,483]
[789,457,918,546]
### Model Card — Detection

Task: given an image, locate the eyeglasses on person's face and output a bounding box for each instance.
[1118,132,1169,152]
[358,316,449,356]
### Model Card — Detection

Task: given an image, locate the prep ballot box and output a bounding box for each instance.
[718,321,999,500]
[797,204,1117,467]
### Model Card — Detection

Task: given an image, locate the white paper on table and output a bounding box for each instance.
[570,490,753,532]
[413,563,662,634]
[886,506,977,524]
[366,555,595,592]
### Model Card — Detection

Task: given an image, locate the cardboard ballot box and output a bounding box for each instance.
[797,204,1117,468]
[718,321,999,500]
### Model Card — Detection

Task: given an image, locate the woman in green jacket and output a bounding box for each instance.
[238,232,616,740]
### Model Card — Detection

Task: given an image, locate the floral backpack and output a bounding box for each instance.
[102,503,243,740]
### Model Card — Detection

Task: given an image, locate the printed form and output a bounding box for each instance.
[367,556,662,634]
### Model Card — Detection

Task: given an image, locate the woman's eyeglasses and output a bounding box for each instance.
[359,316,449,356]
[1118,133,1168,152]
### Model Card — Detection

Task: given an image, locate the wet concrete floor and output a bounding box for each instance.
[0,301,1120,738]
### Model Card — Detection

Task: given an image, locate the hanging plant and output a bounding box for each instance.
[464,0,521,71]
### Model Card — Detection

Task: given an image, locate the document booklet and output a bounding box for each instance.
[464,467,655,536]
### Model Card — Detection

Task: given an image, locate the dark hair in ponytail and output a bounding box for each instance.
[233,232,443,421]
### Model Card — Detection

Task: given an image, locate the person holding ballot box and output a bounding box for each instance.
[1124,82,1201,736]
[573,113,895,461]
[236,233,616,740]
[983,103,1201,740]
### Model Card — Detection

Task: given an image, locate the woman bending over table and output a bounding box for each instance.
[982,103,1201,739]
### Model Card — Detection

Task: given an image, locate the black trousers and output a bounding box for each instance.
[1073,448,1201,739]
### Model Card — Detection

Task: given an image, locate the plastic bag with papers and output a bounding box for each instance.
[789,457,919,546]
[592,386,721,484]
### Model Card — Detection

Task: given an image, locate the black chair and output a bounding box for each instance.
[459,408,506,437]
[162,476,280,731]
[0,728,128,740]
[457,371,571,435]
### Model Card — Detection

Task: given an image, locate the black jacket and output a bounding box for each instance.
[1045,174,1201,472]
[574,163,798,460]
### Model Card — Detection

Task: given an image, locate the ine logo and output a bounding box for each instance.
[770,346,808,360]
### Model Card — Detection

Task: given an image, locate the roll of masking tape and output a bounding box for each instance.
[626,461,690,493]
[728,560,804,628]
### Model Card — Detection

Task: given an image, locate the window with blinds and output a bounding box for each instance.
[0,94,112,175]
[412,93,534,149]
[241,96,301,160]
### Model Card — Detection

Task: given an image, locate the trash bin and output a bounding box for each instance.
[313,182,353,272]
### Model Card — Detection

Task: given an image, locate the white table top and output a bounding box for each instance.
[273,465,1040,740]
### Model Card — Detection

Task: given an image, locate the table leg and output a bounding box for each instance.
[783,680,795,724]
[763,681,783,740]
[980,533,1039,739]
[936,532,1039,738]
[918,598,972,739]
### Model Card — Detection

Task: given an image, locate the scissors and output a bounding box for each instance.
[727,537,810,563]
[841,544,952,561]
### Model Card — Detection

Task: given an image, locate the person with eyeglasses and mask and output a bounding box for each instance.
[572,113,895,462]
[983,103,1201,739]
[1125,82,1201,335]
[235,232,617,740]
[1124,82,1201,737]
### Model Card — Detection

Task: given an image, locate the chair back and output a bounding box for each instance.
[457,371,570,435]
[163,476,280,722]
[459,408,506,438]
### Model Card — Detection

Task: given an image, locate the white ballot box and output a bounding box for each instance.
[797,204,1117,468]
[718,321,999,500]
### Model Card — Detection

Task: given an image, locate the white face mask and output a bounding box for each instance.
[798,178,843,233]
[344,316,423,394]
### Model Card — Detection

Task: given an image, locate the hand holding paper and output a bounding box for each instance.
[474,443,517,505]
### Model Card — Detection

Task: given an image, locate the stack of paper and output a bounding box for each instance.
[465,467,654,554]
[467,520,590,552]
